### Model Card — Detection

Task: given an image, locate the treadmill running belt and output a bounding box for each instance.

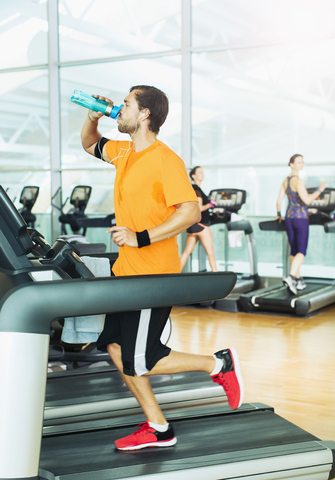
[244,281,335,316]
[39,409,320,478]
[259,282,325,302]
[45,370,216,406]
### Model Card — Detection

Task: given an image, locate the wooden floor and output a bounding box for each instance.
[168,302,335,442]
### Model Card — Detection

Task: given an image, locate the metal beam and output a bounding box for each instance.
[182,0,192,167]
[48,0,62,242]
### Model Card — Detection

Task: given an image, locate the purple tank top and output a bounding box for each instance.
[285,176,308,219]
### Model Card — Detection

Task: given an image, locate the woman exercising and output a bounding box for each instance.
[180,166,217,272]
[276,154,327,295]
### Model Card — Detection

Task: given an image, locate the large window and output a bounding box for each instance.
[192,0,335,48]
[191,1,335,219]
[0,69,50,171]
[0,0,48,69]
[1,0,334,276]
[58,0,182,62]
[0,0,50,223]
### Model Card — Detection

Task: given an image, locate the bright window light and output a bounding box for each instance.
[59,25,107,46]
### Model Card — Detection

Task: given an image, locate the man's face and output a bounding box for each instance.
[117,90,141,134]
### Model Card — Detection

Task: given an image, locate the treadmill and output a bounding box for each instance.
[57,184,116,249]
[23,212,229,423]
[201,188,260,311]
[0,185,334,480]
[240,187,335,316]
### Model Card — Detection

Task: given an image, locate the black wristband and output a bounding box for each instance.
[94,137,109,159]
[136,230,151,248]
[277,211,281,216]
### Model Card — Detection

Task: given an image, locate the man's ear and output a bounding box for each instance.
[140,108,150,120]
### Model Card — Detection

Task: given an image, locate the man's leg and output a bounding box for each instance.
[108,342,177,451]
[144,350,215,376]
[106,308,243,451]
[145,348,244,411]
[109,343,243,422]
[108,342,167,425]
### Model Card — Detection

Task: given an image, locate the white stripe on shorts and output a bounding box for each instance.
[134,309,151,376]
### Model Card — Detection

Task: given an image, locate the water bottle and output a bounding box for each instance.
[70,90,123,119]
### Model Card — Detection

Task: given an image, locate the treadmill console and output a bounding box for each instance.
[0,185,34,271]
[69,185,92,213]
[307,187,335,213]
[208,189,246,213]
[208,188,247,224]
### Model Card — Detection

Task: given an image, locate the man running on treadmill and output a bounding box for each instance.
[81,85,244,451]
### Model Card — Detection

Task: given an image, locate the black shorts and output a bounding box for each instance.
[97,307,172,377]
[187,222,207,234]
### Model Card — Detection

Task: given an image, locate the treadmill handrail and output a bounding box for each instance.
[324,220,335,233]
[0,271,236,335]
[259,219,286,231]
[290,284,334,308]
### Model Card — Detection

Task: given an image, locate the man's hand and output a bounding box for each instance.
[107,226,138,248]
[87,95,113,122]
[87,109,103,122]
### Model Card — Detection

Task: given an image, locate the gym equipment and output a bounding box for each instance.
[18,185,39,228]
[324,219,335,233]
[0,184,236,478]
[194,188,260,311]
[40,403,335,480]
[240,187,335,316]
[0,185,334,480]
[56,184,115,249]
[56,184,92,237]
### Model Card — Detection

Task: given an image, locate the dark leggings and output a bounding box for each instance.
[285,217,309,256]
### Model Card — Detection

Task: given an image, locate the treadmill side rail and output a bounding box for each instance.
[0,271,236,480]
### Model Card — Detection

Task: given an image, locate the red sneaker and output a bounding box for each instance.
[115,422,177,451]
[211,347,244,410]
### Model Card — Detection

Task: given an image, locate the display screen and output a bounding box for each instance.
[209,188,246,212]
[307,188,335,212]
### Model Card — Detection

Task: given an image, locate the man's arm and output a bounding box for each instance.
[81,112,102,156]
[81,96,112,160]
[108,201,201,248]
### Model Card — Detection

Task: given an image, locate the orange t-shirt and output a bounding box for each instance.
[105,139,197,276]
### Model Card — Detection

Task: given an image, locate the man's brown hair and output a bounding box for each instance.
[130,85,169,135]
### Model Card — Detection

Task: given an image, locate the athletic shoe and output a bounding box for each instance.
[211,347,244,410]
[114,422,177,451]
[283,275,297,295]
[296,277,307,291]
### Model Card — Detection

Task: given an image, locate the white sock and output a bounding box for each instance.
[210,355,223,376]
[148,421,169,432]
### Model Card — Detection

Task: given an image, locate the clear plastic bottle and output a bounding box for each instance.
[70,90,123,119]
